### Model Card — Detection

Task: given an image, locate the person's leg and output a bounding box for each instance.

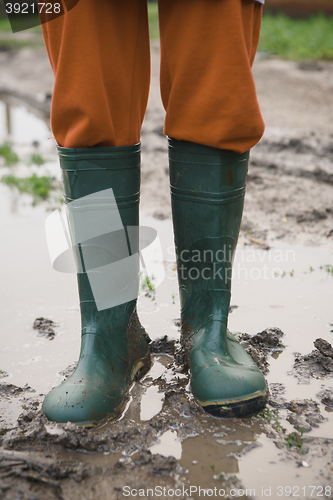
[41,0,150,147]
[40,1,152,425]
[159,0,268,416]
[158,0,264,153]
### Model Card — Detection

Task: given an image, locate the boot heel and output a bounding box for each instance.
[132,351,152,382]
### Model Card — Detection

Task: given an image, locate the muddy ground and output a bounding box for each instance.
[0,34,333,500]
[2,332,333,500]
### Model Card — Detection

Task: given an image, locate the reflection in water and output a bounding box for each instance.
[140,384,164,421]
[5,101,11,135]
[149,429,182,460]
[0,98,50,145]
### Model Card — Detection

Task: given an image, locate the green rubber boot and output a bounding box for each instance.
[42,145,151,426]
[169,139,268,417]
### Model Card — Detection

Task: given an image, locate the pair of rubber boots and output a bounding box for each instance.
[42,139,268,426]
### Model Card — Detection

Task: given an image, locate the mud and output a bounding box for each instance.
[0,447,186,500]
[292,339,333,383]
[286,400,326,433]
[236,328,285,375]
[0,345,252,499]
[317,389,333,410]
[1,46,333,252]
[2,329,333,499]
[1,36,333,500]
[33,317,58,339]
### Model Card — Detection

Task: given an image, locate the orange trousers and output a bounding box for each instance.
[41,0,265,153]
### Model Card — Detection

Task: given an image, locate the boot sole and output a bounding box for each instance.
[196,391,269,418]
[79,349,151,428]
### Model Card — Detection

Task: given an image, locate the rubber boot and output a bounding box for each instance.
[169,138,268,417]
[42,145,151,426]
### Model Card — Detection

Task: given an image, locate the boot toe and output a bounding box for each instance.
[42,379,119,425]
[190,349,268,417]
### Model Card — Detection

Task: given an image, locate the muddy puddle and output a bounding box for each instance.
[1,179,333,499]
[0,99,52,144]
[1,103,333,499]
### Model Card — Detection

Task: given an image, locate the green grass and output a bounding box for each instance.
[140,272,156,300]
[255,408,286,433]
[0,17,12,31]
[259,13,333,60]
[285,430,305,453]
[320,264,333,276]
[146,7,333,60]
[148,2,159,39]
[1,173,57,204]
[0,142,19,165]
[2,10,333,60]
[29,153,46,166]
[0,14,43,49]
[0,15,42,32]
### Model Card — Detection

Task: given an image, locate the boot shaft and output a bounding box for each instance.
[58,144,141,228]
[168,138,249,333]
[57,145,143,352]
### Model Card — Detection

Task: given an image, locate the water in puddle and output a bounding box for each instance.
[149,429,182,460]
[1,105,333,498]
[0,98,51,146]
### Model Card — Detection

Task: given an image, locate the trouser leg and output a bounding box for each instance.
[40,2,152,425]
[163,1,268,416]
[42,145,151,425]
[158,0,264,153]
[41,0,150,148]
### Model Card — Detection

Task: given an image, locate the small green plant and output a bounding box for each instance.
[304,265,315,274]
[28,153,46,166]
[140,273,156,300]
[275,269,295,278]
[1,173,57,205]
[256,408,274,423]
[0,142,19,166]
[256,408,286,433]
[320,264,333,276]
[210,466,240,484]
[285,430,304,453]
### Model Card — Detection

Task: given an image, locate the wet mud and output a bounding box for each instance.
[33,317,58,339]
[236,327,285,375]
[0,447,186,500]
[2,330,333,499]
[1,42,333,499]
[292,338,333,382]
